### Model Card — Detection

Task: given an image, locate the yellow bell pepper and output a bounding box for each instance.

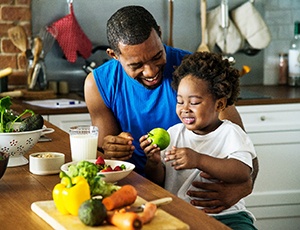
[52,171,91,216]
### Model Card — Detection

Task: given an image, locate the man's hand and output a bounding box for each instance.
[102,132,135,160]
[187,172,253,214]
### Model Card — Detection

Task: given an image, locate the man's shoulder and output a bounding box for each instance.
[165,45,191,57]
[95,59,118,71]
[93,59,122,80]
[165,45,191,68]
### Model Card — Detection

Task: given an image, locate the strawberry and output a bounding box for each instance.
[101,165,113,172]
[113,166,122,171]
[95,156,105,165]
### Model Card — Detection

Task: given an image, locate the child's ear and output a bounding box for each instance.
[216,97,227,111]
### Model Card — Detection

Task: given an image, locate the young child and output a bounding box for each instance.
[140,52,257,229]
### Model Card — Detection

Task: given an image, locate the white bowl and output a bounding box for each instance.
[0,127,54,167]
[29,152,65,175]
[61,159,135,183]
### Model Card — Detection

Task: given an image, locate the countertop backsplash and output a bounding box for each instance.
[30,0,300,93]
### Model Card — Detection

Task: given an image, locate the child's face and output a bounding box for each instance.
[176,75,223,135]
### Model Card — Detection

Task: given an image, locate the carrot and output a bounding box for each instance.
[102,185,137,211]
[139,202,157,224]
[107,210,142,230]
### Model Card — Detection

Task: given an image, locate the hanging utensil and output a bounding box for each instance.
[196,0,210,52]
[167,0,174,47]
[221,0,237,66]
[221,0,229,54]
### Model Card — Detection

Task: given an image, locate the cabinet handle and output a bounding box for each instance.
[260,115,266,121]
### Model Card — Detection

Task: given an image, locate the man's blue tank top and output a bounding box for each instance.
[93,45,191,175]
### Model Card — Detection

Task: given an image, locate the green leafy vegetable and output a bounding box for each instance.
[0,96,12,133]
[0,96,37,133]
[90,175,119,197]
[67,160,119,197]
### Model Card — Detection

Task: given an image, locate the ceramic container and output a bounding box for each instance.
[61,159,135,183]
[0,126,54,167]
[29,152,65,175]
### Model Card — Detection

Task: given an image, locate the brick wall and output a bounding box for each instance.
[0,0,31,87]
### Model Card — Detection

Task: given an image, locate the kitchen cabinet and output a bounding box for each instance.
[237,103,300,230]
[45,113,91,132]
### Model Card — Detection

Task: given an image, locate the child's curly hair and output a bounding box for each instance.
[172,52,240,107]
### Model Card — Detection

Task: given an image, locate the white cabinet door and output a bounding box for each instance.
[48,113,91,132]
[237,104,300,230]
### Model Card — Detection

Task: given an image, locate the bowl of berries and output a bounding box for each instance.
[60,157,135,183]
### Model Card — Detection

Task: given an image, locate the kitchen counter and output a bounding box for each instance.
[11,93,88,115]
[0,121,229,230]
[237,85,300,106]
[8,85,300,115]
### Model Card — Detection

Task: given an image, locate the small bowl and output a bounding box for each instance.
[29,152,65,175]
[0,152,9,179]
[61,159,135,183]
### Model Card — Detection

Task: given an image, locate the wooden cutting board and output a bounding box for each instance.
[31,196,190,230]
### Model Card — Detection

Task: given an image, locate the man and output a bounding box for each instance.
[84,5,258,214]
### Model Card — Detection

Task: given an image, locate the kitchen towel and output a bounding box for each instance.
[231,1,271,50]
[48,3,92,63]
[207,5,243,54]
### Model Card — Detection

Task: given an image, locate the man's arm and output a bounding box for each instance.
[219,105,244,130]
[84,73,121,149]
[84,73,134,159]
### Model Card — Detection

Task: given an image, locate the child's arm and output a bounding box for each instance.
[165,147,251,183]
[139,134,165,186]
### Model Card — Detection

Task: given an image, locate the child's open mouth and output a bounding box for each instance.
[182,117,195,124]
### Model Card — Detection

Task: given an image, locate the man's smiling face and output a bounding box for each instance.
[113,29,166,89]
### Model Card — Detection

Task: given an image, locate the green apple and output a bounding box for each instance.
[147,128,170,150]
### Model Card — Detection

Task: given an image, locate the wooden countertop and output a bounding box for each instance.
[0,121,230,230]
[237,85,300,106]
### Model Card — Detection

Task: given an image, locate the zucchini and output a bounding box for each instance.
[19,114,44,131]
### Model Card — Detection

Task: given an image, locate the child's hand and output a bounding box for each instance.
[164,146,198,170]
[139,134,161,163]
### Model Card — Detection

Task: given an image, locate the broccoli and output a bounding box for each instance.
[66,160,119,197]
[67,161,99,187]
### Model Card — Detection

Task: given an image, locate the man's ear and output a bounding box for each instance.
[158,26,162,38]
[106,48,118,60]
[216,97,227,112]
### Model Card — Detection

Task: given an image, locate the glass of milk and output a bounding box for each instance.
[69,125,98,161]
